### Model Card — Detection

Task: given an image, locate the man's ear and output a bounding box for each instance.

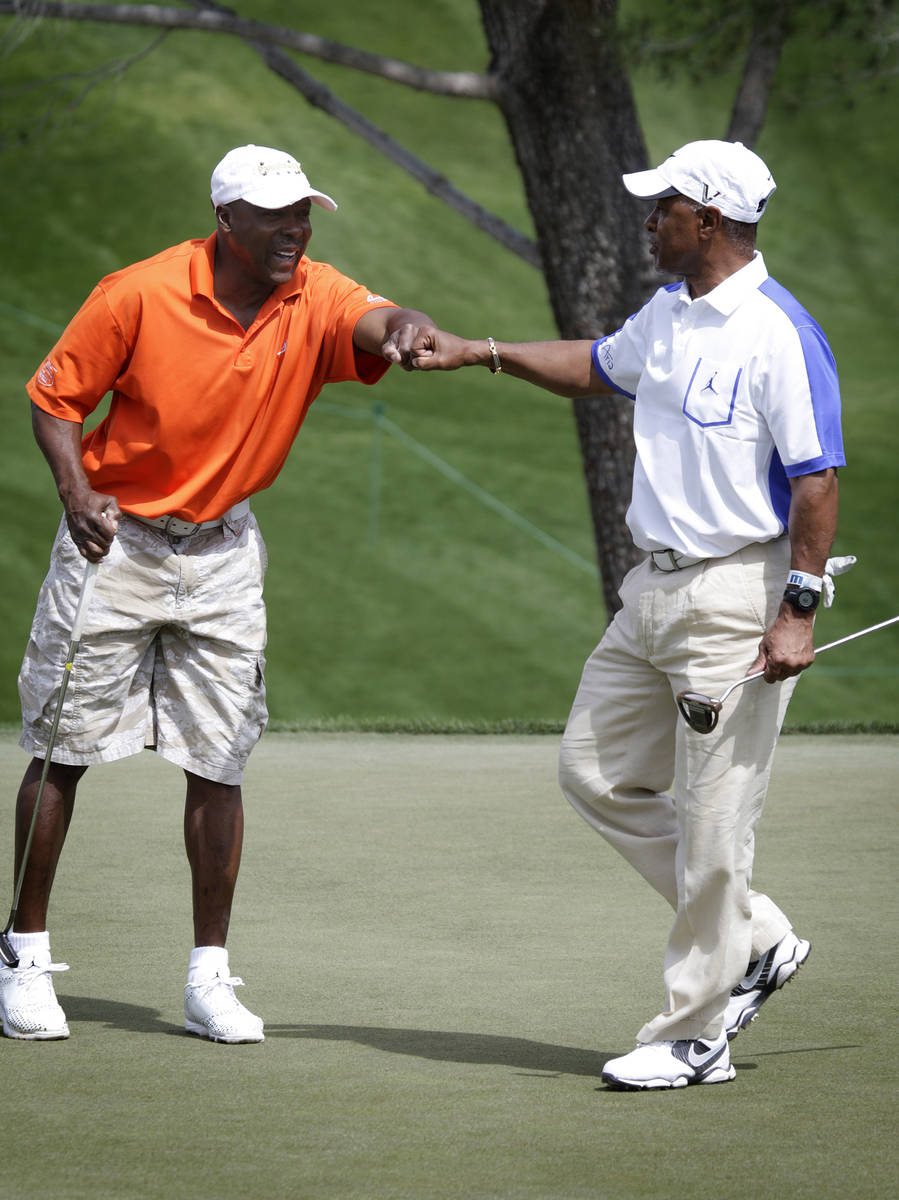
[215,203,232,232]
[697,205,723,239]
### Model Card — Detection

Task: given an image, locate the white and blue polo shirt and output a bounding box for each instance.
[592,253,845,559]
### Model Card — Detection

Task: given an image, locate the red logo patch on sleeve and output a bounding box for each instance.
[36,359,58,388]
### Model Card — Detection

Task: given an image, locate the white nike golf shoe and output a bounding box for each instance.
[0,957,70,1040]
[184,972,264,1043]
[602,1032,735,1090]
[725,930,811,1040]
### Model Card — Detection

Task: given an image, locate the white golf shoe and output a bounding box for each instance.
[725,930,811,1039]
[0,957,70,1040]
[184,972,264,1043]
[602,1032,735,1090]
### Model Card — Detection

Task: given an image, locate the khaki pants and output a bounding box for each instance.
[558,538,798,1043]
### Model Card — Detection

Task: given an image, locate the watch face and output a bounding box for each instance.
[785,585,819,611]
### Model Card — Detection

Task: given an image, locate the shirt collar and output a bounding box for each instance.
[675,251,769,316]
[189,234,218,299]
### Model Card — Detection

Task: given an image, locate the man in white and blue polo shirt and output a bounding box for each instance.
[410,140,846,1090]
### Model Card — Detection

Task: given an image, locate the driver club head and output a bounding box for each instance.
[674,614,899,735]
[675,690,723,734]
[0,928,19,968]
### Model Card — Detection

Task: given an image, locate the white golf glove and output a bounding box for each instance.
[822,555,856,607]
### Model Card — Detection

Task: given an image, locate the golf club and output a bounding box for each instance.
[0,560,100,968]
[676,614,899,734]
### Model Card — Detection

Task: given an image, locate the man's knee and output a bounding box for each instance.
[184,770,242,807]
[23,758,88,791]
[558,736,610,810]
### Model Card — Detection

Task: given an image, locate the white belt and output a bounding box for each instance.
[650,548,706,572]
[127,499,251,538]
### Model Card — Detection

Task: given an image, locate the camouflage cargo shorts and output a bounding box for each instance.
[18,511,268,785]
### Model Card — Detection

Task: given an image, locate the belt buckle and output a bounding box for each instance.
[162,515,200,537]
[652,550,680,572]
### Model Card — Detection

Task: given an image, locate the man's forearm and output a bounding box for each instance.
[410,333,610,399]
[751,468,839,680]
[787,468,839,575]
[465,338,608,398]
[31,402,91,507]
[31,401,119,560]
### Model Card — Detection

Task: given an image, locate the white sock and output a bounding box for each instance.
[187,945,229,985]
[9,930,51,968]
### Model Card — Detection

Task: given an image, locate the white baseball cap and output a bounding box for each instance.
[622,140,776,223]
[210,144,338,212]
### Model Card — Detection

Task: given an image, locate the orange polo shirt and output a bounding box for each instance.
[27,234,397,521]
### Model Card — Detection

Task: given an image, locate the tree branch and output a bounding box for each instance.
[185,0,539,268]
[0,0,539,266]
[0,0,496,98]
[251,60,538,260]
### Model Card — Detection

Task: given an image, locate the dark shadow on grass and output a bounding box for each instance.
[51,1000,610,1068]
[267,1023,611,1077]
[58,994,181,1035]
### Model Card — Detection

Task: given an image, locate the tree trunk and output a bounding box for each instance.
[478,0,655,615]
[726,3,790,145]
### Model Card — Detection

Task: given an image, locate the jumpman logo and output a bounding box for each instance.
[701,371,719,395]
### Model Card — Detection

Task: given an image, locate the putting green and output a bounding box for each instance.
[0,732,895,1199]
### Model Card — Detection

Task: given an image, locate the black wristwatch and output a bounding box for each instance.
[783,584,820,613]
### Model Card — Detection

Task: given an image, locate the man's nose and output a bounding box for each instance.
[283,214,310,236]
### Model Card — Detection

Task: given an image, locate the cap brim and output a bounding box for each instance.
[308,190,338,213]
[621,166,679,201]
[238,182,338,212]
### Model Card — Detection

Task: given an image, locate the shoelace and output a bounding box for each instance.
[13,961,69,999]
[189,975,245,1003]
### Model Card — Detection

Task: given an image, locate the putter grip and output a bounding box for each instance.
[70,561,100,642]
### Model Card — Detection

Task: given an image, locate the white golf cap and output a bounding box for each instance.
[622,140,776,223]
[210,144,338,212]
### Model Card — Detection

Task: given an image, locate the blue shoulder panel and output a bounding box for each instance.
[758,278,846,471]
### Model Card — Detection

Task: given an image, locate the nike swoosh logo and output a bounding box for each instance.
[686,1041,724,1069]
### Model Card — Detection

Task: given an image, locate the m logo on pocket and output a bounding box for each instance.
[682,358,742,427]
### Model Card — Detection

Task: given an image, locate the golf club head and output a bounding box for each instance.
[675,691,722,734]
[0,927,19,968]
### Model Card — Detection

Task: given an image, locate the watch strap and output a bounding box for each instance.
[787,569,823,592]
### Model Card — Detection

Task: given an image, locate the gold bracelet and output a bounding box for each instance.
[487,336,503,375]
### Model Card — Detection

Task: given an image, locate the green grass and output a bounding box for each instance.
[0,1,896,729]
[0,731,896,1198]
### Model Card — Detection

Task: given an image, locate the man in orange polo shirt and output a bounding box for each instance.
[0,145,439,1044]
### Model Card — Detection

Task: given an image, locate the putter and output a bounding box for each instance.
[0,560,100,968]
[676,614,899,734]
